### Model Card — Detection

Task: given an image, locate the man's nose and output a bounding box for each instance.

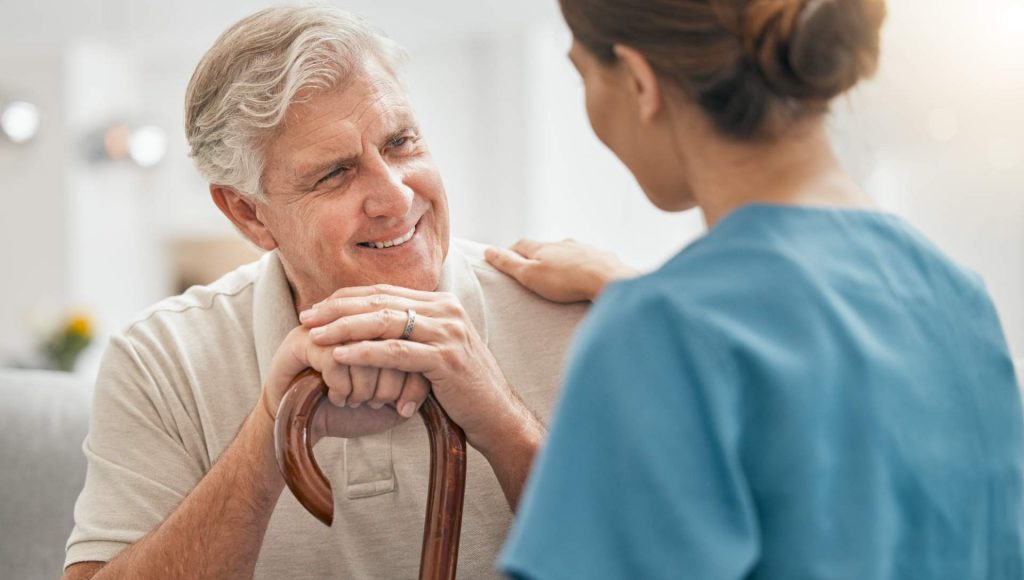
[362,162,414,219]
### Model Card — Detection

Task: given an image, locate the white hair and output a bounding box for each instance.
[185,5,407,201]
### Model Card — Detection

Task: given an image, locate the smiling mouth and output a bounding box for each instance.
[357,225,417,249]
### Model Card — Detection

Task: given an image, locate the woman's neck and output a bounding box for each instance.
[679,120,876,227]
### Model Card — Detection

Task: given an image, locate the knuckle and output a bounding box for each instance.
[387,340,409,358]
[332,317,350,336]
[376,308,393,330]
[439,293,463,316]
[439,346,467,373]
[288,325,308,343]
[369,293,389,308]
[443,319,467,341]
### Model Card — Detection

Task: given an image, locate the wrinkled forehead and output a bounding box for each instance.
[280,60,413,136]
[261,62,418,184]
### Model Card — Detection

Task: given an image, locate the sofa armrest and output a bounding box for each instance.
[0,369,93,580]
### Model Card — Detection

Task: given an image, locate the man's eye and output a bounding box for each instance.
[317,166,347,186]
[389,135,414,150]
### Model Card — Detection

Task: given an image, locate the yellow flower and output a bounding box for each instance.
[66,315,93,338]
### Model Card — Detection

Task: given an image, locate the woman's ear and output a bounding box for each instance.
[209,185,278,251]
[613,44,663,123]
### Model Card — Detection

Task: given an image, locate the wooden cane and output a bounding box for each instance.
[274,369,468,580]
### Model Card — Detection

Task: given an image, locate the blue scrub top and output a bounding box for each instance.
[501,204,1024,579]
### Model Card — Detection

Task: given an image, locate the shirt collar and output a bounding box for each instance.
[253,244,488,387]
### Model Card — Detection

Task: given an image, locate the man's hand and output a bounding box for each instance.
[484,239,638,303]
[299,285,535,454]
[262,324,430,441]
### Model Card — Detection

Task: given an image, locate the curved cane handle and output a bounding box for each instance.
[273,369,468,580]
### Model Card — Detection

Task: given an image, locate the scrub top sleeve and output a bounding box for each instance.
[501,283,760,580]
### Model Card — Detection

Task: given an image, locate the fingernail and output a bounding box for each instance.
[400,402,417,418]
[369,401,384,410]
[349,400,362,408]
[310,327,326,339]
[299,309,314,323]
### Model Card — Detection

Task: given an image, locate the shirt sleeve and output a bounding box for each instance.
[500,281,760,580]
[64,333,207,569]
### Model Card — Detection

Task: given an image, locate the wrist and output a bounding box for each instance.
[243,398,287,493]
[468,402,544,460]
[259,388,277,421]
[591,261,637,301]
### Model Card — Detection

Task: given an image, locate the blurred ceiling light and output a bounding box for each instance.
[1001,2,1024,36]
[97,123,167,168]
[0,100,42,144]
[127,125,167,168]
[977,0,1024,55]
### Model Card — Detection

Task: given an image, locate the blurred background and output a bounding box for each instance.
[1,0,1022,375]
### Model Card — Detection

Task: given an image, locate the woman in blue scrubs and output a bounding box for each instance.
[485,0,1024,578]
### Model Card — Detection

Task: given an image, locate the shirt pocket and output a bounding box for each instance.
[344,430,395,499]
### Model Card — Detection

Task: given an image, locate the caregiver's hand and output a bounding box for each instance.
[261,324,428,442]
[484,239,638,303]
[299,285,534,454]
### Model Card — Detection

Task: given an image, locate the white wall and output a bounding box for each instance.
[64,43,173,346]
[0,0,1020,367]
[0,48,69,361]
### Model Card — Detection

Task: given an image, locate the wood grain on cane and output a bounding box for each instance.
[274,369,468,580]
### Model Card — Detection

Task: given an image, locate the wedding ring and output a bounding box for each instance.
[400,309,417,340]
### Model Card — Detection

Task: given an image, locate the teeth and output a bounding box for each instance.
[362,226,415,249]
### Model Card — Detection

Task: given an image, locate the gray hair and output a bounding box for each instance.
[185,5,407,201]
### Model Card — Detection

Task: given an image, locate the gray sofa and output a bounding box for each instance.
[0,370,92,580]
[2,362,1023,579]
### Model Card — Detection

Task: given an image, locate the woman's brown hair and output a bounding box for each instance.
[560,0,886,139]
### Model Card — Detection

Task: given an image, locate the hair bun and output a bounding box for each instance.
[743,0,886,100]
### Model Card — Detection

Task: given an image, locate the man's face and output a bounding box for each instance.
[255,61,450,306]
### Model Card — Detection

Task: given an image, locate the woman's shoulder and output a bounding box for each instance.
[584,240,840,365]
[639,239,825,315]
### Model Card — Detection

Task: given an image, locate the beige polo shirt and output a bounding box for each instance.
[65,238,587,579]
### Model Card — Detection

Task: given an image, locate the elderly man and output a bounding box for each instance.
[62,6,589,580]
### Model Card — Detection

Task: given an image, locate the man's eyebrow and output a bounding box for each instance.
[294,124,418,183]
[383,124,419,144]
[296,153,359,183]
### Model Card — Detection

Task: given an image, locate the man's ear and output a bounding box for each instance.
[209,185,278,251]
[612,44,663,123]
